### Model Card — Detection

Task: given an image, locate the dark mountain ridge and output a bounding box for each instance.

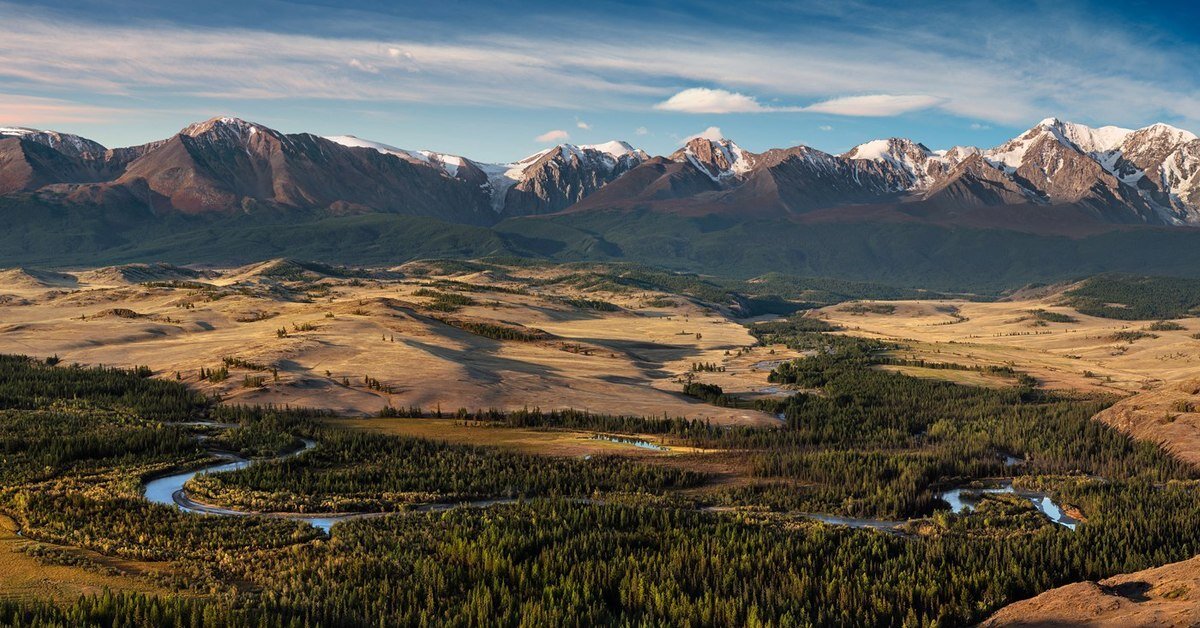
[7,116,1200,291]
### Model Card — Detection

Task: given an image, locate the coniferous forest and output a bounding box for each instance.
[3,335,1200,627]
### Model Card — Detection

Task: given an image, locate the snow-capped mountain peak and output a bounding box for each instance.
[0,127,37,137]
[1134,123,1197,145]
[0,126,108,157]
[326,132,648,214]
[670,136,753,182]
[475,142,648,212]
[324,134,440,167]
[1044,119,1132,154]
[1101,123,1200,222]
[985,118,1133,174]
[579,140,647,161]
[842,137,943,188]
[843,137,931,162]
[324,135,484,180]
[325,134,410,158]
[180,117,280,145]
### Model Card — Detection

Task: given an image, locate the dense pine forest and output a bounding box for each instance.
[1064,274,1200,319]
[3,339,1200,626]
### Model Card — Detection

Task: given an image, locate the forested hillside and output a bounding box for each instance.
[10,193,1200,291]
[3,343,1200,625]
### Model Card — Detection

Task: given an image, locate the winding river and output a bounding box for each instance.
[143,437,359,533]
[591,434,669,451]
[144,424,1079,535]
[144,428,523,533]
[805,481,1080,532]
[939,482,1079,530]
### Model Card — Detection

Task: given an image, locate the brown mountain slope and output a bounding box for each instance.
[562,157,723,213]
[501,143,647,216]
[981,554,1200,627]
[113,117,494,221]
[922,154,1040,209]
[0,137,104,194]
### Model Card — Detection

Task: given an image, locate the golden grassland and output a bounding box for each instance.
[0,515,175,602]
[0,261,788,426]
[324,416,710,457]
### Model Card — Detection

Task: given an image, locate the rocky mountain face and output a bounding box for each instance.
[106,118,498,222]
[840,137,952,189]
[5,116,1200,230]
[325,135,648,215]
[0,118,646,223]
[573,118,1200,227]
[0,127,119,194]
[668,136,755,182]
[499,142,649,215]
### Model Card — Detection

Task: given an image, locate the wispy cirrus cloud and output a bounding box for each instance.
[3,0,1200,143]
[0,93,124,126]
[654,88,942,117]
[803,94,943,116]
[348,58,381,74]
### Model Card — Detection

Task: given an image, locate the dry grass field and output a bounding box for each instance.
[325,416,706,457]
[0,260,784,426]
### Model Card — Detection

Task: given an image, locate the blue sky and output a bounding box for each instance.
[4,0,1200,161]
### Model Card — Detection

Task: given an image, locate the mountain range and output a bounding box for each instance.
[5,116,1200,226]
[5,115,1200,290]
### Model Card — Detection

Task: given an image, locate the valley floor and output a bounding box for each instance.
[7,260,1200,625]
[813,297,1200,624]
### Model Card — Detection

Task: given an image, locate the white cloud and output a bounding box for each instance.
[683,126,725,142]
[969,122,992,130]
[635,126,648,136]
[3,2,1200,132]
[818,125,833,131]
[535,129,570,143]
[348,58,380,74]
[654,88,765,113]
[802,94,942,117]
[655,88,940,118]
[576,119,591,130]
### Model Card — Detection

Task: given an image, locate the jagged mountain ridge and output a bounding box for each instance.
[570,118,1200,226]
[1,117,646,222]
[5,116,1200,227]
[323,134,648,215]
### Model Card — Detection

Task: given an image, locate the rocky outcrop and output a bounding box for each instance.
[500,143,648,215]
[982,554,1200,627]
